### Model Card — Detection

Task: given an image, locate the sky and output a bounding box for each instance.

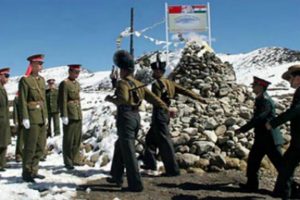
[0,0,299,76]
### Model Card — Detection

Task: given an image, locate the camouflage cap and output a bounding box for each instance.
[282,64,300,81]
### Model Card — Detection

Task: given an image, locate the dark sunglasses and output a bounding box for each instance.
[4,74,10,78]
[70,70,80,74]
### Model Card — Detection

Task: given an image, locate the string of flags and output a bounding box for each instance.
[116,20,186,50]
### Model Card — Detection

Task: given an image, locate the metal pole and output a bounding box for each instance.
[165,2,169,66]
[130,7,134,59]
[207,2,212,47]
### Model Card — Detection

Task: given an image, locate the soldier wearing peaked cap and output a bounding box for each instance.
[46,79,60,137]
[19,54,48,182]
[58,64,82,170]
[236,76,284,192]
[105,50,169,192]
[0,68,11,171]
[141,54,206,176]
[266,65,300,199]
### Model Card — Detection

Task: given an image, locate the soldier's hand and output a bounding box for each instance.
[62,117,69,125]
[105,95,113,102]
[169,107,178,118]
[235,129,241,135]
[22,119,30,129]
[45,118,48,126]
[197,96,207,104]
[265,122,272,130]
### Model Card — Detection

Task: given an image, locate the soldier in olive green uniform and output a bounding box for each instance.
[46,79,60,137]
[236,76,283,191]
[105,50,169,192]
[266,65,300,199]
[13,94,23,162]
[142,55,206,176]
[58,64,82,170]
[19,54,48,182]
[0,68,11,171]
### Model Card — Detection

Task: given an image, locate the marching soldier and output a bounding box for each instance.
[141,55,206,176]
[19,54,48,182]
[46,78,60,137]
[13,93,23,162]
[0,68,11,171]
[266,65,300,199]
[58,64,82,170]
[105,50,169,192]
[236,76,283,191]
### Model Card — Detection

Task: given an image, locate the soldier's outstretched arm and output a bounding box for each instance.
[144,87,168,112]
[174,82,205,103]
[270,103,300,128]
[106,80,129,106]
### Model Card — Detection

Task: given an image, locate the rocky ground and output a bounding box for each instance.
[75,170,290,200]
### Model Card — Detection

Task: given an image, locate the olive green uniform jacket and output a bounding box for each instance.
[0,83,11,147]
[108,75,168,191]
[58,78,82,167]
[143,77,203,174]
[18,74,48,177]
[46,88,60,136]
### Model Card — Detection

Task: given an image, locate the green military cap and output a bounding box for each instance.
[252,76,271,88]
[113,50,134,72]
[27,54,45,62]
[47,78,55,84]
[282,64,300,81]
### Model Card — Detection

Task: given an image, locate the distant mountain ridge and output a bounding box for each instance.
[218,47,300,70]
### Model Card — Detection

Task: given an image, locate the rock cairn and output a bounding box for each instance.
[135,42,291,173]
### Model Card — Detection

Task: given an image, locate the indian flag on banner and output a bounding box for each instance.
[192,5,207,13]
[168,5,208,33]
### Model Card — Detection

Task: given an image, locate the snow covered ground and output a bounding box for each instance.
[1,46,299,199]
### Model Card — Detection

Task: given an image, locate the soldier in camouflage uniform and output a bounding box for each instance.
[105,50,169,192]
[0,68,11,171]
[266,65,300,199]
[13,93,23,162]
[19,54,48,182]
[236,76,283,192]
[46,78,60,137]
[58,64,82,170]
[141,55,206,176]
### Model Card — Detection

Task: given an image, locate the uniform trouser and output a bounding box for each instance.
[246,140,283,189]
[0,147,7,169]
[15,126,24,158]
[143,109,179,175]
[63,119,82,167]
[47,112,60,137]
[22,124,46,177]
[273,146,300,199]
[110,110,143,190]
